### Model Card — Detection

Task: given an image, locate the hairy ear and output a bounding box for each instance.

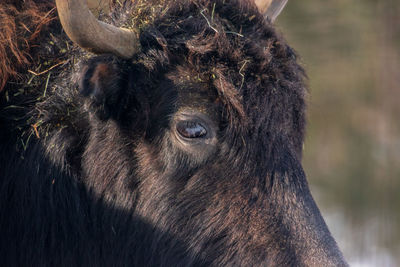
[255,0,288,22]
[79,56,124,120]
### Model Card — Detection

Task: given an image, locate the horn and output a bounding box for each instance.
[55,0,140,59]
[255,0,288,22]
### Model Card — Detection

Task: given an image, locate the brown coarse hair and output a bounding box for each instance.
[0,0,56,91]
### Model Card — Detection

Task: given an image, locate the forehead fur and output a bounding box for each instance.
[124,0,306,152]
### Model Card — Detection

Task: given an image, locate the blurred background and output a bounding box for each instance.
[89,0,400,265]
[278,1,400,266]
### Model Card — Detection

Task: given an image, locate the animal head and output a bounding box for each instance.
[1,0,347,265]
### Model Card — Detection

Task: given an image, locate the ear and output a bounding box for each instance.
[79,55,124,120]
[255,0,288,22]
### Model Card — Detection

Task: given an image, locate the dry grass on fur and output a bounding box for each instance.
[0,0,56,91]
[0,0,164,92]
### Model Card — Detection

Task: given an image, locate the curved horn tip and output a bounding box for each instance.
[55,0,140,58]
[255,0,288,22]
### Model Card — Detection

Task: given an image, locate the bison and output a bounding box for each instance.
[0,0,348,266]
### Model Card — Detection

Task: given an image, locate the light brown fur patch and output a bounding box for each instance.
[0,0,55,91]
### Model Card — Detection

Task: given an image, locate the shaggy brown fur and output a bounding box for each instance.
[0,0,56,91]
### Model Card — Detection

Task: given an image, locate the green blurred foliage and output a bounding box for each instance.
[278,0,400,265]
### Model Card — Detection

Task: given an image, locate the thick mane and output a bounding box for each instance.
[1,0,306,158]
[0,0,306,173]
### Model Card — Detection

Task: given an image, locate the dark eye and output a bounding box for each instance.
[176,121,207,138]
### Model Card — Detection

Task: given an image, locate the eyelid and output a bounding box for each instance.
[170,112,218,163]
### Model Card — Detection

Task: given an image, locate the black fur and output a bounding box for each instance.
[0,0,347,266]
